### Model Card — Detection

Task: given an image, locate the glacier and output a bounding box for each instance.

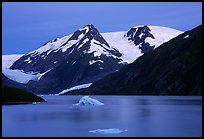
[2,54,39,83]
[57,83,93,95]
[2,54,53,84]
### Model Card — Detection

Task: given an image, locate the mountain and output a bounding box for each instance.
[9,24,124,94]
[6,24,182,94]
[65,25,202,96]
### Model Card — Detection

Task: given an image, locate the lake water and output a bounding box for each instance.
[2,95,202,137]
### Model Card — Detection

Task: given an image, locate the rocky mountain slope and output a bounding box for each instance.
[4,24,182,94]
[65,25,202,96]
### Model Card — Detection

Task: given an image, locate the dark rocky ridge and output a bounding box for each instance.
[2,86,45,104]
[2,74,45,103]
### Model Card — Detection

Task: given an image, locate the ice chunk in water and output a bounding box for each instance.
[73,96,104,106]
[89,128,128,134]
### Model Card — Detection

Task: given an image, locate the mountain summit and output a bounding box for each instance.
[5,24,182,94]
[9,24,124,94]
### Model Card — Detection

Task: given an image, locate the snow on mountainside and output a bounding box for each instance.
[10,25,183,73]
[10,24,123,73]
[102,25,183,63]
[2,54,36,83]
[24,24,117,60]
[2,54,51,84]
[2,54,24,69]
[9,24,124,94]
[4,24,183,94]
[142,26,183,48]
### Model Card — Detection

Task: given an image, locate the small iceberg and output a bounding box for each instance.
[73,96,104,106]
[89,128,128,134]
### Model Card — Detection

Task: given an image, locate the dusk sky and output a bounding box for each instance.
[2,2,202,55]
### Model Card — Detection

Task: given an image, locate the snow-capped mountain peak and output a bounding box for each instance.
[79,24,95,34]
[101,25,183,63]
[131,25,183,46]
[123,25,183,54]
[10,24,123,74]
[25,24,100,57]
[6,24,183,94]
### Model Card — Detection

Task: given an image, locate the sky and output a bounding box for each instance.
[2,2,202,55]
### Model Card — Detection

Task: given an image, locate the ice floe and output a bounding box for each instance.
[89,128,127,134]
[73,96,104,106]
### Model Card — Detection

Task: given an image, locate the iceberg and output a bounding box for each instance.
[73,96,104,106]
[89,128,128,134]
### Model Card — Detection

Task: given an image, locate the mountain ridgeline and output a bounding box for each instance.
[4,24,183,94]
[65,25,202,95]
[9,24,124,94]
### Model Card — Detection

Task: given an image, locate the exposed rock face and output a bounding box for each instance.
[125,25,155,53]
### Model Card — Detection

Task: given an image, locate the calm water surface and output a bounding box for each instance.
[2,95,202,137]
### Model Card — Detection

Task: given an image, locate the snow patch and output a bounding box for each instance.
[89,128,127,134]
[37,68,53,80]
[183,35,189,39]
[27,60,32,64]
[68,48,74,55]
[102,31,140,63]
[61,39,77,52]
[34,35,72,54]
[78,38,89,49]
[89,60,103,65]
[87,39,118,58]
[72,61,76,65]
[24,57,32,63]
[73,96,104,106]
[79,26,90,34]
